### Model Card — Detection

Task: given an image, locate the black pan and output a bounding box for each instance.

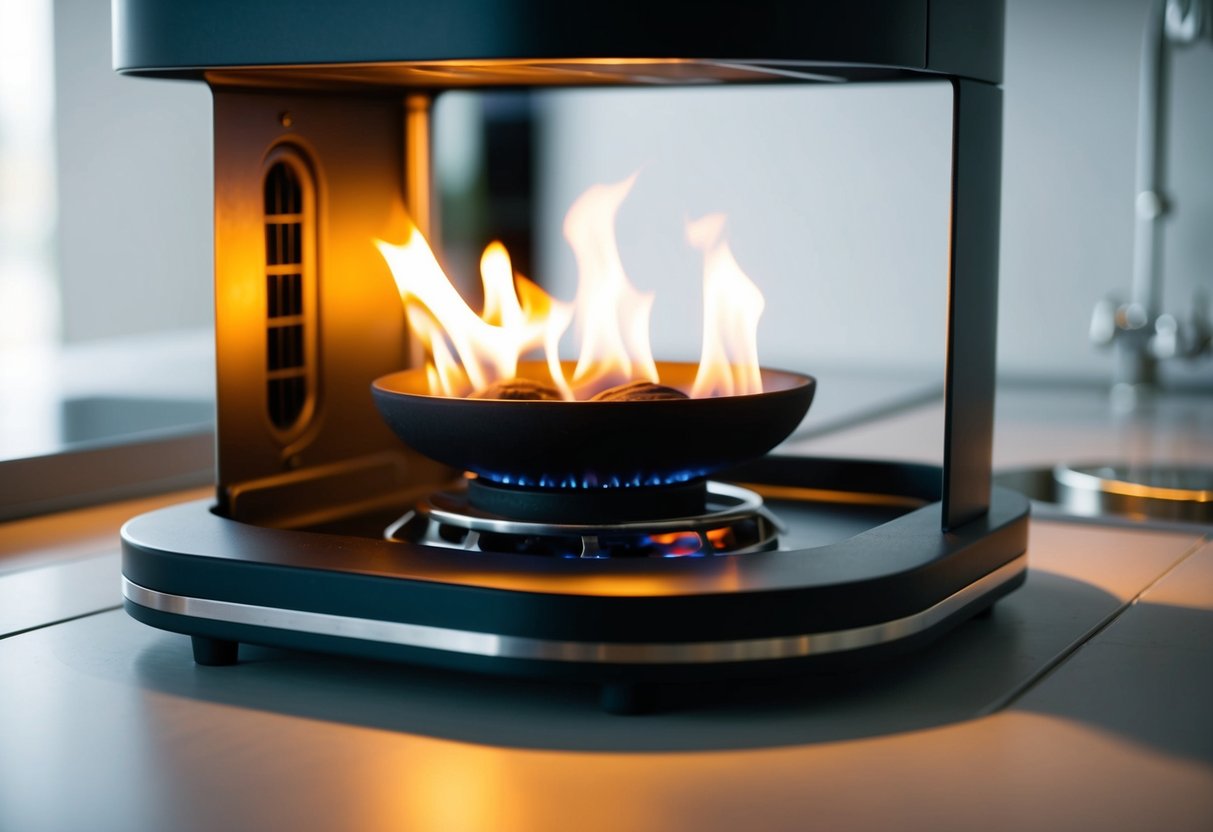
[372,361,815,488]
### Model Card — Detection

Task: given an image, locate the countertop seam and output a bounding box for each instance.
[977,532,1210,716]
[0,604,123,643]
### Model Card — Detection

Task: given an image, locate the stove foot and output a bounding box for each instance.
[192,635,239,666]
[600,682,653,715]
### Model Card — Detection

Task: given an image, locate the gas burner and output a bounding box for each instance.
[385,481,782,559]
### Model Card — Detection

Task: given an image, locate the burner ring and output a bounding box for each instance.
[424,481,765,536]
[466,477,709,524]
[385,482,781,559]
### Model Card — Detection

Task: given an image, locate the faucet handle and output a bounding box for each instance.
[1090,296,1151,348]
[1178,291,1212,359]
[1151,313,1181,359]
[1090,297,1120,347]
[1144,293,1211,361]
[1166,0,1213,44]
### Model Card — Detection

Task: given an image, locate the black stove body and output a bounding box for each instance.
[115,0,1029,711]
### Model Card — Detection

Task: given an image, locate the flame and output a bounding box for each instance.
[686,214,765,398]
[377,175,765,401]
[376,227,569,398]
[563,174,659,396]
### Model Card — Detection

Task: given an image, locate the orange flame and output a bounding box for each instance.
[377,175,765,400]
[376,229,570,398]
[563,174,659,397]
[686,214,765,398]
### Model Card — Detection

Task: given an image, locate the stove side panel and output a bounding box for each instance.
[210,88,449,526]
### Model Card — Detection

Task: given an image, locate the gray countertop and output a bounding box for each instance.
[0,384,1210,832]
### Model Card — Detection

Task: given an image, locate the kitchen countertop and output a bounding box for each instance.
[0,384,1210,832]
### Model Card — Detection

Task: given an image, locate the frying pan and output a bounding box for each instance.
[372,361,815,488]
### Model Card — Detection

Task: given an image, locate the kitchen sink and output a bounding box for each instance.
[994,463,1213,529]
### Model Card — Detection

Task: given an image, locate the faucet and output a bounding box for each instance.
[1090,0,1212,400]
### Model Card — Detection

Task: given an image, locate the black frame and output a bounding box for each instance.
[113,0,1009,533]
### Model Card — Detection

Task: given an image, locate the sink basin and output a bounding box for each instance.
[994,463,1213,527]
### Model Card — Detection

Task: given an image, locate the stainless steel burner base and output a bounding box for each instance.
[386,481,781,558]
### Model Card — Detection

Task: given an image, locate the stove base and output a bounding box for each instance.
[120,457,1030,712]
[130,558,1024,712]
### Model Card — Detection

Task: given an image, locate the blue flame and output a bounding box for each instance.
[476,469,706,490]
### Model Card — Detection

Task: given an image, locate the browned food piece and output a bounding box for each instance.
[589,381,690,402]
[472,378,563,401]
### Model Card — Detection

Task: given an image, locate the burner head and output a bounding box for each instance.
[467,477,708,524]
[371,361,815,488]
[387,481,780,559]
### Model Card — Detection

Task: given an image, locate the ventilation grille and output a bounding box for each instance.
[263,155,315,436]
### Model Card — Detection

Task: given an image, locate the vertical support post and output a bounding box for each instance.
[941,78,1002,530]
[404,94,434,372]
[404,94,435,240]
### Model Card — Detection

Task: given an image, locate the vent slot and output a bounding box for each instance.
[267,324,304,371]
[268,376,307,432]
[267,273,303,318]
[263,152,317,437]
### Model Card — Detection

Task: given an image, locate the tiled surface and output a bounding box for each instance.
[0,553,120,639]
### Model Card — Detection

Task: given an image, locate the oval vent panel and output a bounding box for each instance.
[262,149,318,441]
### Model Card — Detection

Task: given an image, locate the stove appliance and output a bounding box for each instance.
[115,0,1029,712]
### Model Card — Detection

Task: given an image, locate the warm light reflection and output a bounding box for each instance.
[399,561,743,596]
[378,737,511,831]
[377,173,765,400]
[648,531,703,557]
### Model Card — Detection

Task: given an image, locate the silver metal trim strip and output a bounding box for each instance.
[123,554,1026,665]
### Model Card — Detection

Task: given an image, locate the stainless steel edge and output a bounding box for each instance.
[1053,463,1213,523]
[123,554,1027,665]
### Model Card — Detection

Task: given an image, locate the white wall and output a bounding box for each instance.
[536,82,952,377]
[536,0,1213,385]
[53,0,212,343]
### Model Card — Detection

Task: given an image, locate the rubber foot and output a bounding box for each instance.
[600,682,652,715]
[192,635,239,666]
[974,603,996,620]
